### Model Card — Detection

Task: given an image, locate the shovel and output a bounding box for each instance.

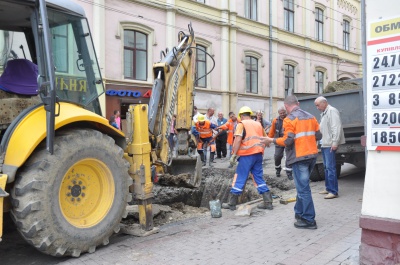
[235,198,264,216]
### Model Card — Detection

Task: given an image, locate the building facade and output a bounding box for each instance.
[76,0,362,130]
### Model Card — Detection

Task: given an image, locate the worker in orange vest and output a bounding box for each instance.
[191,114,218,167]
[221,106,273,211]
[217,111,240,158]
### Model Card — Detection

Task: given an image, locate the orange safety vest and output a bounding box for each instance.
[196,120,213,138]
[237,120,266,156]
[219,118,241,145]
[275,107,322,165]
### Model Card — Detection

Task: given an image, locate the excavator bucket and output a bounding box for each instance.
[164,155,202,188]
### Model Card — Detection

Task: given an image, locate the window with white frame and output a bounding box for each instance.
[245,0,257,21]
[196,45,207,88]
[315,8,324,42]
[124,30,147,80]
[343,20,350,50]
[246,56,258,93]
[284,0,294,32]
[285,64,295,95]
[315,71,324,94]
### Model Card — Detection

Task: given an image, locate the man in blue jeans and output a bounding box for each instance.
[262,95,322,229]
[315,96,345,199]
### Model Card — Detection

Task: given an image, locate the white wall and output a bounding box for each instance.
[361,0,400,219]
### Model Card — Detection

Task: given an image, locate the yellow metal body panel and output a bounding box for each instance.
[59,159,115,228]
[4,102,124,169]
[0,174,8,240]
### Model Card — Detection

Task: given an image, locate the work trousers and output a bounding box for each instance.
[230,153,270,195]
[321,147,339,195]
[292,158,317,223]
[274,146,292,173]
[216,133,227,158]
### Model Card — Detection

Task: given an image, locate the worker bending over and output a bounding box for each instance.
[192,114,218,167]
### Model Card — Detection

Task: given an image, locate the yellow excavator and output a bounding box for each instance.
[0,0,202,257]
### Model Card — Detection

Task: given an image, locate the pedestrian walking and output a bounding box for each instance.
[261,95,322,229]
[109,115,119,129]
[314,96,345,199]
[216,112,228,158]
[268,107,293,180]
[191,114,218,167]
[222,106,273,211]
[114,110,121,130]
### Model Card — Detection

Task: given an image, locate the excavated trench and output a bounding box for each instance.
[124,165,296,227]
[153,167,295,207]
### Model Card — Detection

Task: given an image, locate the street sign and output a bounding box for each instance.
[367,16,400,151]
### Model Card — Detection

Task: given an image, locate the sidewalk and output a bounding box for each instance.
[59,149,364,265]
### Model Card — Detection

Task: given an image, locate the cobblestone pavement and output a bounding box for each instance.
[59,147,364,265]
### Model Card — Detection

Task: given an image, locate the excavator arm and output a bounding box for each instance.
[147,23,200,187]
[125,24,202,234]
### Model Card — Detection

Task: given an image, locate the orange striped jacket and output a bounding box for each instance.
[274,107,322,166]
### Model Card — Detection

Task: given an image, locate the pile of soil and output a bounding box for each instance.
[324,80,362,93]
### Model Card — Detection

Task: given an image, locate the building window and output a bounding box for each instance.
[343,20,350,50]
[196,0,205,3]
[124,30,147,80]
[316,71,324,94]
[52,25,68,73]
[315,8,324,41]
[246,56,258,93]
[284,0,294,32]
[245,0,257,21]
[285,64,295,95]
[196,45,207,88]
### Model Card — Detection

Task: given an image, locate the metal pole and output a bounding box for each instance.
[268,0,273,121]
[361,0,367,161]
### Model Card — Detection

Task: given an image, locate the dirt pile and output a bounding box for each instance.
[324,79,362,93]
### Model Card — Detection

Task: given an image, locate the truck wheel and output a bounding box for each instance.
[10,129,131,257]
[309,164,342,182]
[309,164,324,182]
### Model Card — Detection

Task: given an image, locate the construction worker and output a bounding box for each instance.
[268,106,293,180]
[261,95,322,229]
[217,111,240,158]
[222,106,273,211]
[191,114,218,167]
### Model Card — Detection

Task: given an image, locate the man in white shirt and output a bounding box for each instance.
[205,107,217,125]
[193,106,201,123]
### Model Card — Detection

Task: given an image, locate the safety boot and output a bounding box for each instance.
[221,194,239,211]
[209,152,215,167]
[275,166,281,177]
[286,170,293,181]
[257,191,273,210]
[199,152,206,167]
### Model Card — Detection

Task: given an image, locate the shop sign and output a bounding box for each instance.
[106,89,152,98]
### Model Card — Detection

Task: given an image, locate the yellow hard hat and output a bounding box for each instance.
[238,106,253,116]
[197,114,205,122]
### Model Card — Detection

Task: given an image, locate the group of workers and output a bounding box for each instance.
[191,106,292,180]
[193,94,344,230]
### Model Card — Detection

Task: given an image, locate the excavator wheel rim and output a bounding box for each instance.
[59,158,115,228]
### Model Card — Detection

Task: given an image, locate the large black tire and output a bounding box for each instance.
[10,129,131,257]
[309,163,342,182]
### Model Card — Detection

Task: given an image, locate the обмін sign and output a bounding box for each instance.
[367,17,400,151]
